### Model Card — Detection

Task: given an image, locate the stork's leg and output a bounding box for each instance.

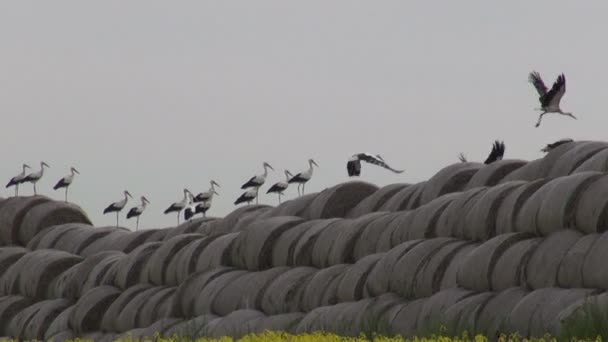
[177,212,180,225]
[65,188,68,202]
[535,112,547,127]
[256,196,258,205]
[302,183,306,195]
[15,184,18,197]
[136,216,140,231]
[278,193,282,204]
[33,183,37,196]
[116,212,119,227]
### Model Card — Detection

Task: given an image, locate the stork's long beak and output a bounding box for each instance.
[73,168,80,174]
[312,160,319,167]
[267,164,275,171]
[570,114,577,120]
[212,181,220,188]
[143,197,150,204]
[126,191,133,198]
[24,164,31,169]
[213,190,219,196]
[42,162,50,168]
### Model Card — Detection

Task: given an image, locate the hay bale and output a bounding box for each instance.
[69,285,122,334]
[78,228,142,257]
[495,179,549,235]
[163,218,214,241]
[558,233,599,288]
[18,201,92,246]
[440,243,478,290]
[166,236,216,286]
[211,266,289,316]
[387,299,426,337]
[171,267,237,318]
[292,219,341,267]
[230,216,304,271]
[260,267,316,315]
[194,232,238,272]
[419,163,483,206]
[79,252,125,295]
[374,211,413,252]
[574,148,608,173]
[162,314,219,339]
[100,284,154,332]
[145,234,204,286]
[304,181,378,219]
[499,159,544,183]
[300,264,349,312]
[193,270,249,316]
[441,292,495,335]
[337,253,382,302]
[366,240,424,297]
[244,312,305,334]
[113,242,162,289]
[327,213,386,266]
[525,230,582,289]
[379,182,427,212]
[465,160,527,190]
[136,287,176,328]
[0,247,27,278]
[416,288,474,334]
[207,309,266,338]
[406,193,461,240]
[463,181,527,241]
[142,228,171,242]
[434,188,488,239]
[354,212,402,259]
[346,183,410,218]
[114,286,167,333]
[490,237,541,291]
[46,330,76,341]
[582,232,608,289]
[457,232,533,291]
[257,193,319,219]
[25,223,84,251]
[574,175,608,233]
[44,305,73,340]
[6,298,71,340]
[0,295,33,334]
[271,220,320,266]
[119,318,183,340]
[352,293,403,334]
[0,196,51,246]
[217,205,272,234]
[548,141,608,177]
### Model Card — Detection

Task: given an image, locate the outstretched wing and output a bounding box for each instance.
[484,141,505,164]
[457,153,468,163]
[544,73,566,108]
[358,153,404,174]
[347,159,361,177]
[529,71,548,97]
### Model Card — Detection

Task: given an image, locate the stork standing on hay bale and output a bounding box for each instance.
[267,170,294,204]
[22,161,50,195]
[53,167,79,202]
[241,162,274,189]
[528,71,576,127]
[183,191,197,222]
[458,140,505,164]
[164,188,192,225]
[346,153,404,177]
[193,180,220,203]
[6,164,31,197]
[126,196,150,231]
[288,159,318,196]
[189,187,218,218]
[103,190,133,227]
[235,185,261,205]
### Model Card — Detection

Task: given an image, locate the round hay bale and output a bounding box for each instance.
[406,193,461,240]
[119,318,183,340]
[216,205,272,234]
[352,293,403,334]
[465,160,528,190]
[346,183,410,218]
[582,231,608,289]
[69,285,122,334]
[387,299,427,337]
[293,305,336,333]
[304,181,378,219]
[327,213,385,266]
[194,233,239,272]
[162,314,219,339]
[495,179,550,235]
[195,219,223,236]
[419,163,483,206]
[558,233,599,288]
[44,305,73,340]
[0,247,27,278]
[114,286,167,333]
[440,242,478,290]
[136,287,176,328]
[271,220,320,266]
[165,236,216,286]
[213,267,290,316]
[325,299,375,336]
[378,182,426,212]
[38,225,93,253]
[229,216,304,271]
[536,140,579,175]
[548,141,608,178]
[207,309,266,338]
[292,219,341,266]
[260,267,317,315]
[145,234,204,286]
[163,218,213,241]
[18,201,92,246]
[457,232,533,291]
[7,298,70,340]
[337,253,382,302]
[0,196,51,246]
[80,252,125,295]
[573,147,608,173]
[416,288,474,334]
[47,330,76,341]
[490,237,541,291]
[365,240,424,297]
[100,284,154,332]
[434,187,488,239]
[463,181,527,241]
[301,264,349,312]
[78,228,138,257]
[499,159,543,183]
[244,312,305,334]
[374,211,412,252]
[0,295,33,334]
[257,193,319,219]
[526,230,583,289]
[353,212,401,259]
[574,175,608,233]
[141,228,171,242]
[389,238,459,298]
[25,223,84,251]
[441,292,495,336]
[113,241,162,289]
[193,270,249,316]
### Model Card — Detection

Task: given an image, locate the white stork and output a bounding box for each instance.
[22,161,50,195]
[103,190,133,227]
[541,138,573,153]
[53,167,79,202]
[126,196,150,231]
[346,153,404,177]
[193,180,220,203]
[457,140,505,164]
[234,185,260,205]
[241,162,274,189]
[288,159,318,196]
[528,71,576,127]
[266,170,294,203]
[164,188,192,225]
[185,191,214,220]
[6,164,31,197]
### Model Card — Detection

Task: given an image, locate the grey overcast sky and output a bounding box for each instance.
[1,1,607,229]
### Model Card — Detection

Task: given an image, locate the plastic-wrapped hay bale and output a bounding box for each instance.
[26,223,85,251]
[352,293,403,334]
[193,270,249,316]
[170,267,236,318]
[100,284,153,332]
[300,264,349,312]
[211,267,289,316]
[260,267,316,315]
[69,285,122,334]
[244,312,305,335]
[136,287,176,328]
[292,219,340,266]
[419,162,483,206]
[441,292,495,336]
[387,298,427,337]
[216,204,272,234]
[229,216,304,271]
[465,160,527,190]
[582,231,608,289]
[490,237,542,291]
[0,196,51,246]
[257,193,318,219]
[336,253,382,302]
[439,242,478,290]
[547,141,608,178]
[457,232,533,291]
[366,240,423,297]
[353,212,401,260]
[573,148,608,173]
[327,212,386,266]
[384,211,416,250]
[118,318,182,340]
[0,295,32,334]
[79,252,125,295]
[416,288,474,334]
[434,187,487,239]
[271,220,320,266]
[6,298,71,340]
[18,201,92,246]
[79,228,146,256]
[308,218,348,267]
[113,286,168,333]
[495,179,549,235]
[405,193,461,240]
[294,302,351,333]
[145,234,204,286]
[0,247,27,278]
[463,181,527,241]
[304,181,378,219]
[525,230,582,289]
[499,159,543,183]
[163,218,214,241]
[207,309,266,338]
[194,232,239,272]
[379,182,427,212]
[574,175,608,233]
[557,234,599,288]
[346,183,410,218]
[43,305,73,340]
[113,241,162,289]
[165,236,216,286]
[162,314,219,339]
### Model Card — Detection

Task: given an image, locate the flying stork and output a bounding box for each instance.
[266,170,294,203]
[53,167,79,202]
[6,164,31,197]
[528,71,576,127]
[22,161,50,195]
[234,185,260,205]
[346,153,404,177]
[241,162,274,189]
[458,141,505,164]
[193,180,220,203]
[164,188,192,225]
[126,196,150,231]
[103,190,133,227]
[541,138,574,153]
[288,159,318,196]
